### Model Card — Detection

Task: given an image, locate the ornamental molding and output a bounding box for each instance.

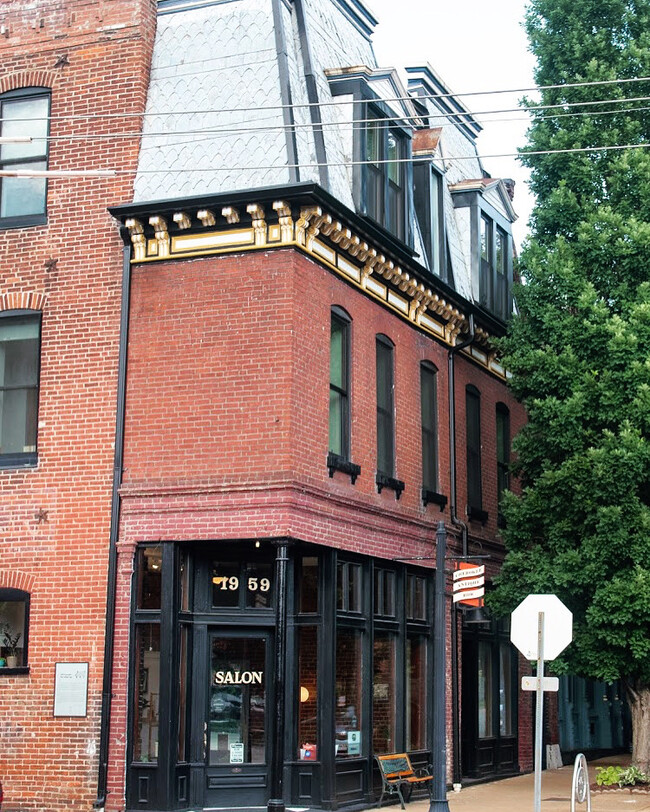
[118,199,505,379]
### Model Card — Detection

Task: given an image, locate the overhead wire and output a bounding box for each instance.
[6,75,650,124]
[19,95,650,145]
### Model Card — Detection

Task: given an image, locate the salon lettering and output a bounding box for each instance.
[214,670,263,685]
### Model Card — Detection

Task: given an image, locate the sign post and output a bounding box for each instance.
[511,595,573,812]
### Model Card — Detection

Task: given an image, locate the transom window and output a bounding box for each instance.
[0,311,41,467]
[365,109,407,241]
[0,88,50,227]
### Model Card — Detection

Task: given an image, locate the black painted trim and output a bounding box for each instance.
[327,452,361,484]
[375,472,405,499]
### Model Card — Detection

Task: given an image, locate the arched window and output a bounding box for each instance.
[0,587,30,671]
[0,87,51,227]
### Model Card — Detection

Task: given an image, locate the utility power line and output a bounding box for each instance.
[6,76,650,124]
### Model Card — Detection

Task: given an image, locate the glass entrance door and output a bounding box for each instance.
[205,633,270,807]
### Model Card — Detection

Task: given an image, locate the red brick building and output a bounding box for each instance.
[0,1,155,810]
[1,0,532,810]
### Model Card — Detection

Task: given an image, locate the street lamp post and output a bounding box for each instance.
[429,520,451,812]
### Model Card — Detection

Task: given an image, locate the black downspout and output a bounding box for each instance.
[95,241,132,808]
[448,314,475,788]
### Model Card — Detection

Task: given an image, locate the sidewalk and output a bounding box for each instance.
[367,756,650,812]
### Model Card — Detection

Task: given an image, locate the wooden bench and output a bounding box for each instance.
[375,753,433,808]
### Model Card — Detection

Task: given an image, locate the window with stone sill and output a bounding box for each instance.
[0,310,41,468]
[0,88,50,228]
[0,588,30,672]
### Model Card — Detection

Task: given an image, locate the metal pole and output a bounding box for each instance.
[268,539,290,812]
[534,612,545,812]
[429,521,451,812]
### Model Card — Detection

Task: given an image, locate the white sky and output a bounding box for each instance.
[367,0,538,247]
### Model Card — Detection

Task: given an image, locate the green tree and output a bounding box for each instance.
[489,0,650,772]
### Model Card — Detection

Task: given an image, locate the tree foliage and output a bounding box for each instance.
[489,0,650,709]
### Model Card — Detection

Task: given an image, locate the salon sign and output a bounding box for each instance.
[214,670,263,685]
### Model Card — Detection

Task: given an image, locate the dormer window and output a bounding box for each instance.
[479,215,510,321]
[364,108,408,242]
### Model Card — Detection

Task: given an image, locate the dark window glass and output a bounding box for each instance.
[329,309,350,458]
[298,626,318,758]
[499,643,514,736]
[0,588,29,669]
[478,640,493,738]
[479,215,492,310]
[373,633,397,753]
[496,404,510,521]
[0,90,50,222]
[133,623,161,762]
[212,561,273,609]
[421,362,438,492]
[299,556,319,613]
[365,109,407,241]
[212,561,241,608]
[337,561,362,613]
[374,568,396,617]
[178,625,188,761]
[407,574,427,621]
[0,312,40,464]
[136,547,162,610]
[466,385,482,510]
[414,163,444,278]
[376,336,394,476]
[335,628,362,758]
[406,635,427,749]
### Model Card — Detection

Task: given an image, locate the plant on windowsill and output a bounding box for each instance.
[2,627,22,669]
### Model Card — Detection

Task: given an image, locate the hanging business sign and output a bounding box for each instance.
[452,563,485,606]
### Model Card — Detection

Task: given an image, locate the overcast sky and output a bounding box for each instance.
[367,0,538,246]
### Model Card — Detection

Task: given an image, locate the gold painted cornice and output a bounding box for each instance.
[121,200,504,378]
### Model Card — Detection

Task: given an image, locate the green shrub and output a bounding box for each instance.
[595,765,648,787]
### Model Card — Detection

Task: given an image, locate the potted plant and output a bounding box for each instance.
[2,627,21,668]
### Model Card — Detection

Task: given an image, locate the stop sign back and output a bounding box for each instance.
[510,594,573,661]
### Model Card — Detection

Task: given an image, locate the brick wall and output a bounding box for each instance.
[0,2,156,810]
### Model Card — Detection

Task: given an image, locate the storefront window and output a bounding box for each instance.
[298,627,318,760]
[209,636,266,765]
[406,636,427,750]
[137,547,162,610]
[178,625,188,761]
[299,556,319,613]
[335,628,363,757]
[133,623,161,762]
[499,643,513,736]
[373,633,396,753]
[478,640,493,739]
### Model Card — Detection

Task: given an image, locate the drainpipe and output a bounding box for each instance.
[95,241,132,809]
[447,313,475,788]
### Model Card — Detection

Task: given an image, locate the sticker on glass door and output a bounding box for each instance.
[209,637,266,765]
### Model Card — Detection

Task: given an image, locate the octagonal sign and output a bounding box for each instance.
[510,594,573,661]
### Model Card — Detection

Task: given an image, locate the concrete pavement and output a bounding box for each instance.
[367,756,650,812]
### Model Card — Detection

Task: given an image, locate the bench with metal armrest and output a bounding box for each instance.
[375,752,433,809]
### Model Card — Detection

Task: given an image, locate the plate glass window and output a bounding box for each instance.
[0,312,41,466]
[0,89,50,224]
